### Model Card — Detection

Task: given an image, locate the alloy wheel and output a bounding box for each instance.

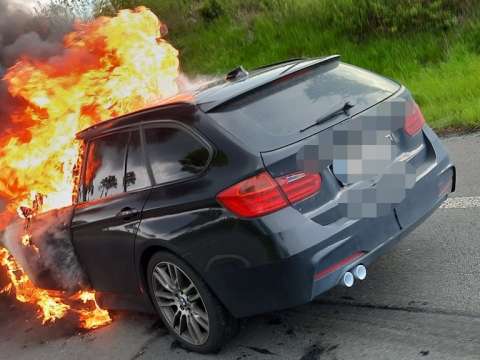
[152,261,210,346]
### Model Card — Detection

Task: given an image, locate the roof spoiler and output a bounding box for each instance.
[252,57,305,71]
[201,55,341,112]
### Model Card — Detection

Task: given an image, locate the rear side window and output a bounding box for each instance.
[144,127,210,184]
[83,132,129,202]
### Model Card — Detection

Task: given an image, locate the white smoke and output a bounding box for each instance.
[0,206,89,292]
[177,73,222,94]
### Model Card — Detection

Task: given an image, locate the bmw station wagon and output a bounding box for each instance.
[7,56,456,353]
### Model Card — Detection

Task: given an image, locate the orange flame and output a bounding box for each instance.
[0,6,180,227]
[0,7,181,329]
[0,247,70,324]
[72,291,112,329]
[1,246,111,327]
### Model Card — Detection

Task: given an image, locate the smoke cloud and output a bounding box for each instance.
[0,0,69,69]
[177,73,223,94]
[0,207,89,292]
[0,0,72,132]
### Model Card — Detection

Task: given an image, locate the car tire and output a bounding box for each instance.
[147,251,237,353]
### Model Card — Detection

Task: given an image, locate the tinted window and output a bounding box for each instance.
[125,131,150,191]
[145,127,209,184]
[208,62,400,151]
[83,132,128,202]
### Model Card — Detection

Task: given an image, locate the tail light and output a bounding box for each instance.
[404,103,425,136]
[275,172,322,203]
[217,171,321,218]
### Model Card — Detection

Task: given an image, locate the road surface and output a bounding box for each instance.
[1,133,480,360]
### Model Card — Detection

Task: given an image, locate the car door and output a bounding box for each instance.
[134,122,214,262]
[72,128,152,294]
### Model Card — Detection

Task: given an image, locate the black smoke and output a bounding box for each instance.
[0,0,74,137]
[0,0,73,71]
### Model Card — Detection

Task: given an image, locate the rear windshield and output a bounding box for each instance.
[207,62,399,152]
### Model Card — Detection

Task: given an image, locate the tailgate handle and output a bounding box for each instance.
[116,207,139,220]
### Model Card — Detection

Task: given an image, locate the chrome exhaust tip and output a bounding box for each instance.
[342,271,355,287]
[353,264,367,280]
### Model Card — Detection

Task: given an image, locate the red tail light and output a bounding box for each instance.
[217,172,288,218]
[404,103,425,136]
[217,171,321,218]
[275,172,322,203]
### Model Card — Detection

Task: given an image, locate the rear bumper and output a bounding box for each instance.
[203,128,454,318]
[206,194,446,318]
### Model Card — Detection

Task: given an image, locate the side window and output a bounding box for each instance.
[83,132,129,202]
[125,130,150,192]
[144,126,210,184]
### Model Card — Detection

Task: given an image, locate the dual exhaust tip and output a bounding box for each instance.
[342,264,367,288]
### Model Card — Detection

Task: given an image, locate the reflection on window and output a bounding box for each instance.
[83,132,128,201]
[145,127,209,184]
[124,171,137,189]
[125,131,150,191]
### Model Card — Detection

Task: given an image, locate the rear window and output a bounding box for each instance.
[207,62,399,151]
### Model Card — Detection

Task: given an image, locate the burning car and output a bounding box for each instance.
[1,56,455,352]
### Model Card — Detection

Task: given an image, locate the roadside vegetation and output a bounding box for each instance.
[56,0,480,131]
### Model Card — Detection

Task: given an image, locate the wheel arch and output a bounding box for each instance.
[138,244,178,294]
[137,243,235,318]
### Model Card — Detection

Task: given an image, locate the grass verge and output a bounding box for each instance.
[102,0,480,131]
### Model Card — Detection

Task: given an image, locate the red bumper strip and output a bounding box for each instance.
[314,251,365,281]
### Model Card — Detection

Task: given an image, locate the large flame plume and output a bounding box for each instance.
[0,7,181,329]
[0,6,179,226]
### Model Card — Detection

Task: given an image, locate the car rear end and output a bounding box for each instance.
[196,58,455,318]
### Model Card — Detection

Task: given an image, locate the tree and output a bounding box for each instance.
[34,0,95,26]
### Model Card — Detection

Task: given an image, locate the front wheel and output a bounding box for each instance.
[147,252,236,353]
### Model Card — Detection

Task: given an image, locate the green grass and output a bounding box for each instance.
[103,0,480,131]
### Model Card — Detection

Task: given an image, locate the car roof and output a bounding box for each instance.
[195,55,340,111]
[76,55,340,140]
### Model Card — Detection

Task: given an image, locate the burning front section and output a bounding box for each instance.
[0,206,88,292]
[0,6,182,329]
[0,6,180,229]
[0,205,113,328]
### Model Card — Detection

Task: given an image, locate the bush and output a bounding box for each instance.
[199,0,224,22]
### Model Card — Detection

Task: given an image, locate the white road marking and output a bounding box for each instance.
[440,196,480,209]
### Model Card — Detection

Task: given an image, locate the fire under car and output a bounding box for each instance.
[0,56,455,353]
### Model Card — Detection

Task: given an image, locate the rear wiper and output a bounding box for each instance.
[300,101,355,133]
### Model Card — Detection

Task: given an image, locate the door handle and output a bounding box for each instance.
[116,207,139,220]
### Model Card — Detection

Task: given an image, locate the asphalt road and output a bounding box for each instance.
[1,133,480,360]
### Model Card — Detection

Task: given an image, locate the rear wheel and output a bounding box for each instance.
[147,252,236,353]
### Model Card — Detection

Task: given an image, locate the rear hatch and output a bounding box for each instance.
[206,60,400,152]
[208,60,438,230]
